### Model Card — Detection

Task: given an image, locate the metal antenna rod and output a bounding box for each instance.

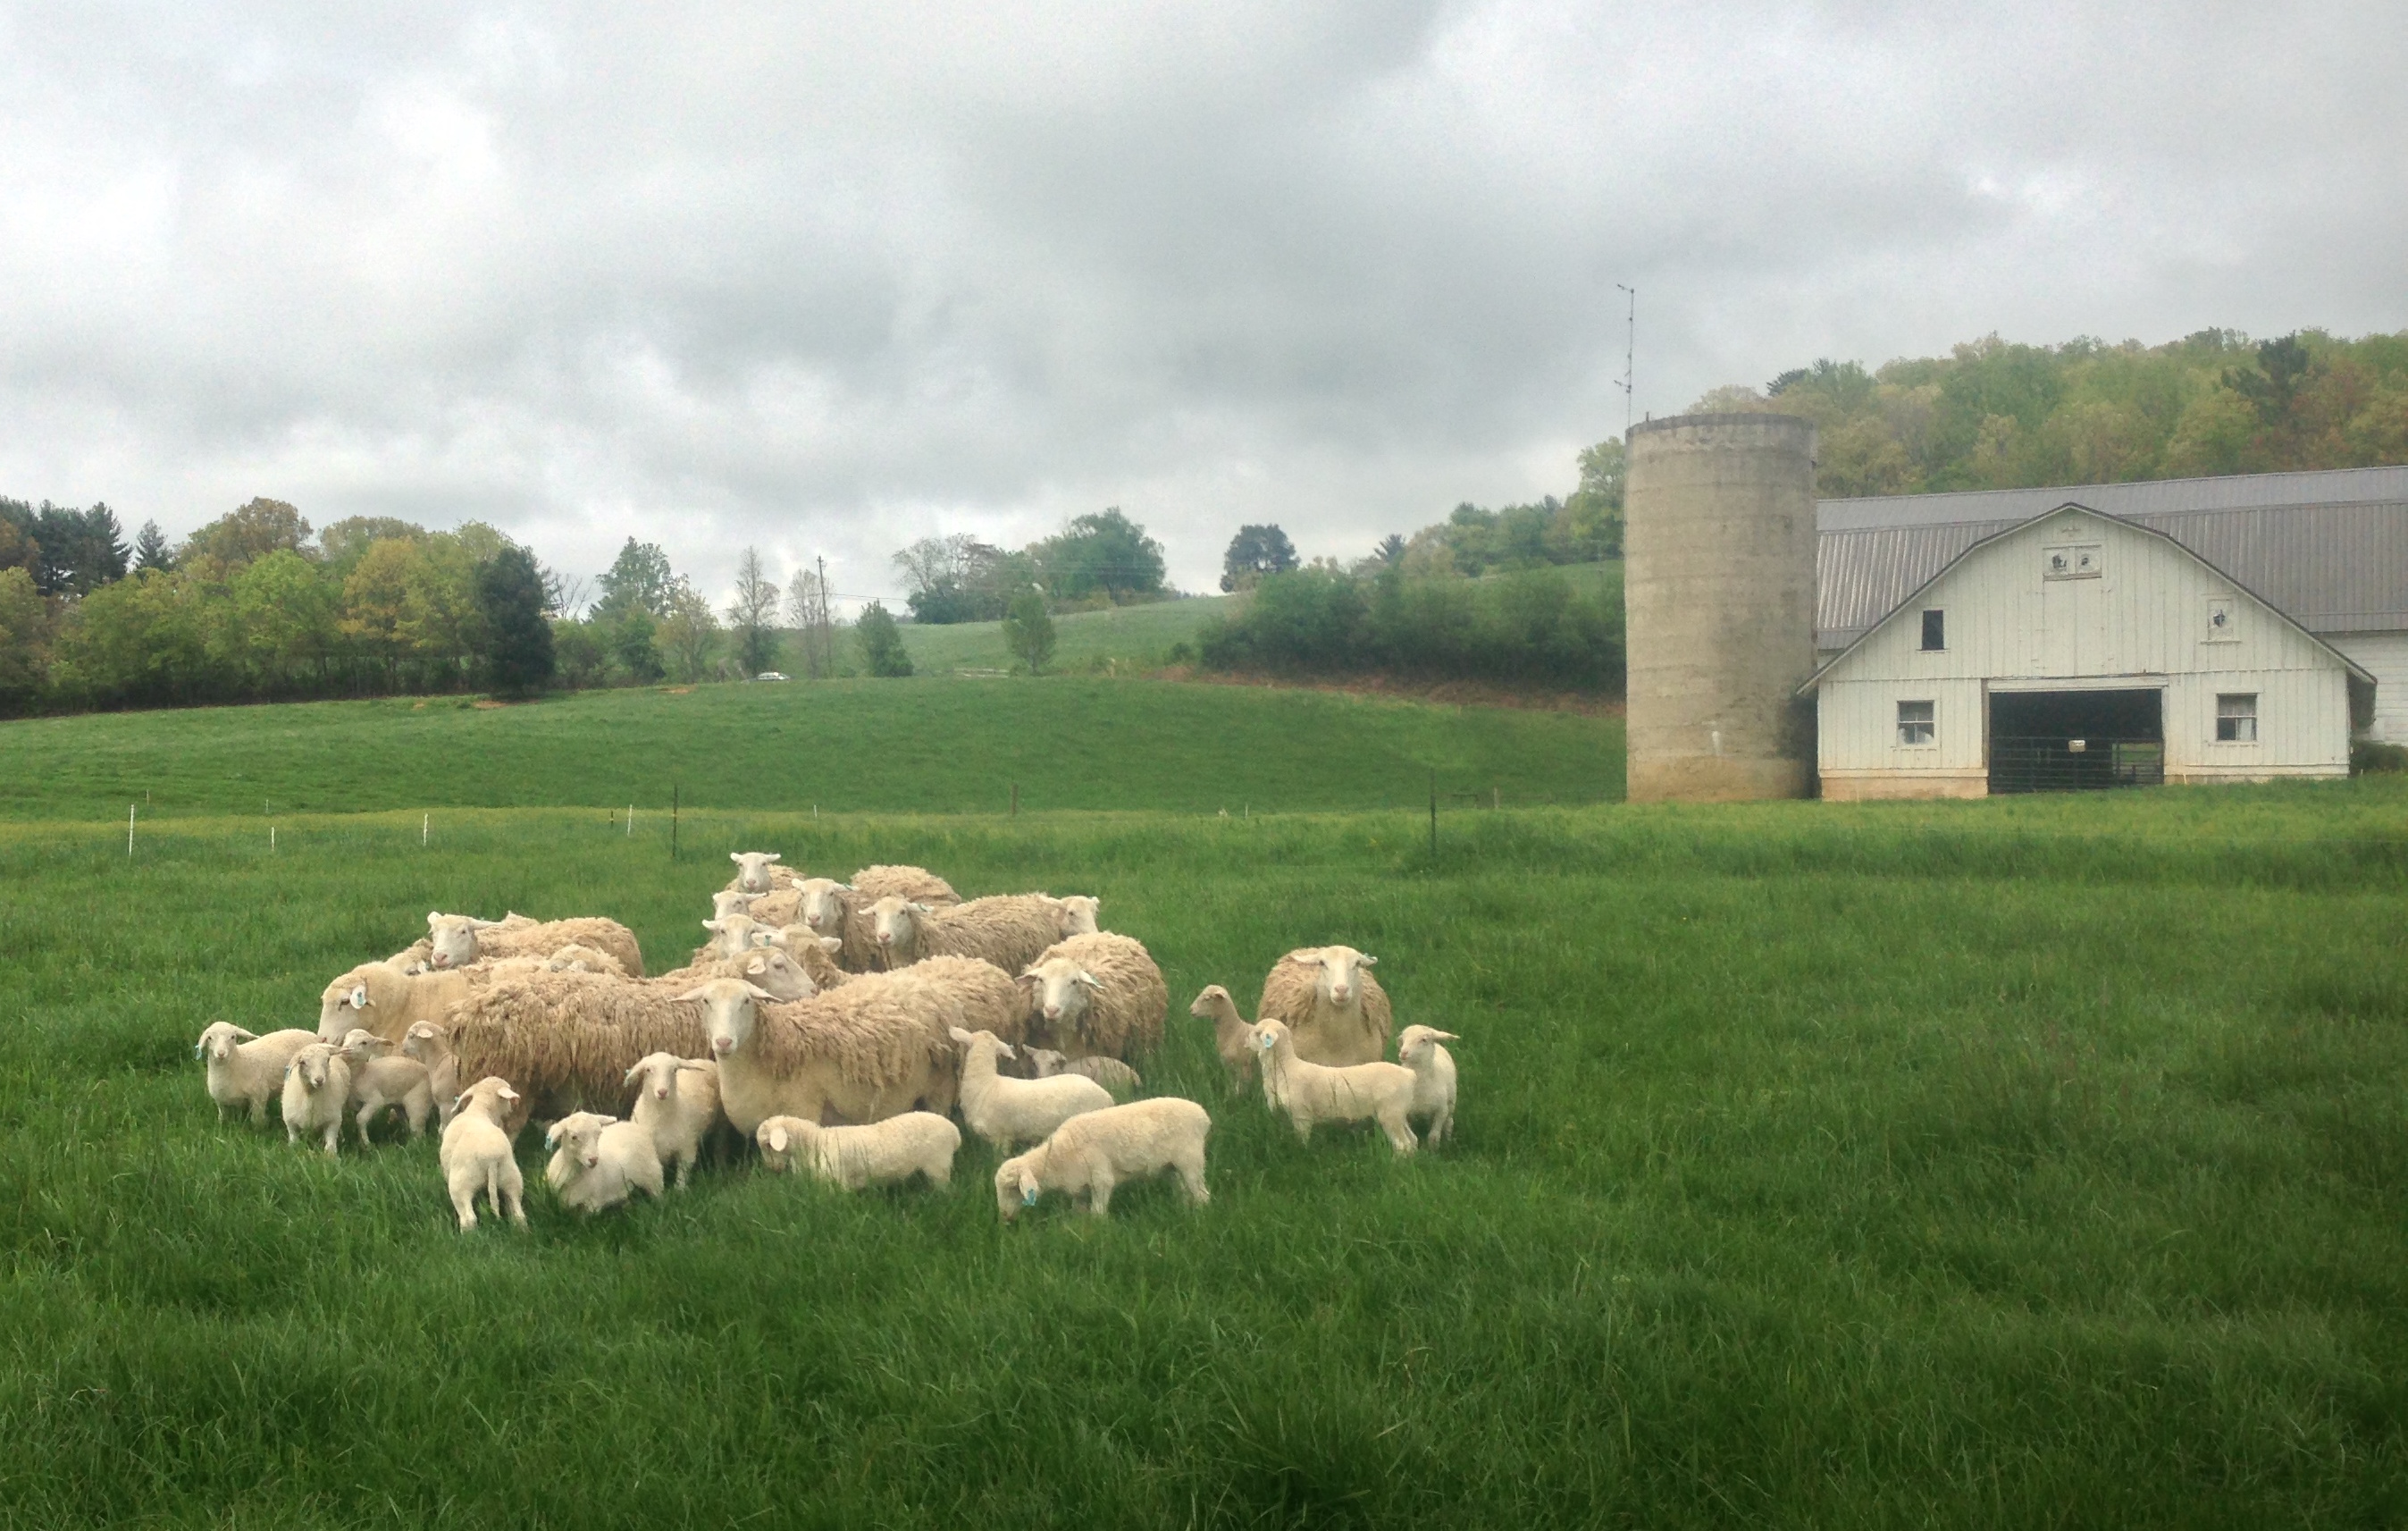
[1615,283,1636,439]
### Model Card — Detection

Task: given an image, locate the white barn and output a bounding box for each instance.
[1805,501,2376,799]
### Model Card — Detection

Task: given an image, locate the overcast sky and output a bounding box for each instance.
[3,2,2403,606]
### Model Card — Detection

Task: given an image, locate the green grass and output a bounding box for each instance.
[898,593,1241,674]
[0,685,2403,1525]
[0,676,1624,822]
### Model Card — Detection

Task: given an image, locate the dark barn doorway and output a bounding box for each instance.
[1988,688,2164,794]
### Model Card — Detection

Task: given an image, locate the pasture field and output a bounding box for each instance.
[0,690,2404,1525]
[898,593,1241,675]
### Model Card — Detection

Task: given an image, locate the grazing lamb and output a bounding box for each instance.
[1188,985,1258,1091]
[335,1029,436,1142]
[195,1022,319,1124]
[424,912,646,979]
[317,962,472,1044]
[756,1112,961,1190]
[1022,1047,1143,1098]
[870,893,1068,975]
[1250,1018,1417,1155]
[280,1042,353,1156]
[950,1028,1113,1150]
[544,1112,665,1215]
[440,1077,526,1232]
[1257,946,1393,1066]
[1017,932,1168,1061]
[623,1052,722,1190]
[401,1021,464,1129]
[1396,1025,1459,1148]
[994,1098,1212,1221]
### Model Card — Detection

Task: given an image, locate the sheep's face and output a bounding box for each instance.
[1022,958,1103,1028]
[1056,896,1101,938]
[337,1028,388,1064]
[316,972,380,1041]
[994,1157,1041,1221]
[197,1022,253,1064]
[710,890,758,921]
[795,879,851,936]
[1189,985,1233,1021]
[291,1045,338,1092]
[681,980,775,1058]
[1022,1047,1067,1079]
[1396,1025,1457,1067]
[547,1113,612,1170]
[758,1117,808,1170]
[740,949,815,1002]
[625,1053,681,1102]
[729,851,782,894]
[1251,1018,1292,1057]
[425,914,484,970]
[1296,946,1377,1008]
[401,1022,449,1064]
[868,897,927,955]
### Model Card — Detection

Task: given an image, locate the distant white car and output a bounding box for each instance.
[753,671,791,682]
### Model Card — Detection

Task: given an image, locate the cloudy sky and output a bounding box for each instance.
[2,2,2402,605]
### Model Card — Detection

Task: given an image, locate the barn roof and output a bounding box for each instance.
[1817,465,2408,646]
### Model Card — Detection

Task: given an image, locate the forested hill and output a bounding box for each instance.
[1687,328,2408,499]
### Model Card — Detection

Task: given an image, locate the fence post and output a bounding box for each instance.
[671,785,679,862]
[1429,770,1438,857]
[128,803,135,857]
[1011,784,1019,818]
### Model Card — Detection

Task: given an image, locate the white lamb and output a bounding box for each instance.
[195,1022,319,1125]
[440,1076,527,1232]
[950,1027,1113,1151]
[623,1052,722,1190]
[1054,896,1102,938]
[335,1028,436,1142]
[544,1111,666,1215]
[756,1112,961,1190]
[401,1021,463,1129]
[1250,1017,1418,1155]
[1020,1047,1142,1098]
[280,1042,353,1156]
[1395,1024,1459,1148]
[993,1098,1212,1221]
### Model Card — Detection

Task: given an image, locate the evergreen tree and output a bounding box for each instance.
[132,519,173,572]
[855,601,913,677]
[475,544,556,696]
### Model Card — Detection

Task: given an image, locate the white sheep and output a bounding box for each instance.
[1250,1017,1417,1155]
[1257,946,1393,1065]
[401,1021,463,1129]
[335,1028,436,1142]
[1187,984,1258,1091]
[280,1042,353,1156]
[542,942,628,977]
[440,1076,527,1232]
[1054,896,1102,938]
[425,911,647,978]
[544,1111,666,1214]
[195,1022,319,1125]
[728,850,785,894]
[950,1027,1113,1151]
[756,1112,961,1190]
[1395,1025,1459,1148]
[1020,1047,1142,1098]
[869,894,1065,975]
[994,1098,1212,1221]
[623,1052,723,1190]
[1017,932,1168,1061]
[317,962,471,1045]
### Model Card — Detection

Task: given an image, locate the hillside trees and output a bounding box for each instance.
[1221,525,1298,592]
[478,544,557,696]
[1002,589,1055,674]
[855,601,912,677]
[726,548,784,675]
[895,509,1169,623]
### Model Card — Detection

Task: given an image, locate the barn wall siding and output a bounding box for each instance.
[2327,632,2408,743]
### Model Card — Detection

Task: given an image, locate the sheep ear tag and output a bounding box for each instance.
[348,986,368,1010]
[768,1125,788,1152]
[1021,1184,1039,1206]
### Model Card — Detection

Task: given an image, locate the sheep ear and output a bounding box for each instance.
[348,985,369,1010]
[910,901,932,914]
[835,882,853,892]
[763,854,780,864]
[749,930,777,946]
[426,911,442,927]
[768,1124,789,1152]
[743,956,768,975]
[597,1115,618,1126]
[672,988,710,1004]
[622,1063,642,1085]
[544,1123,561,1147]
[1430,1030,1459,1042]
[949,1027,974,1046]
[740,982,778,1002]
[701,920,722,933]
[498,1085,519,1101]
[230,1025,257,1042]
[818,937,843,954]
[729,852,744,864]
[1075,969,1103,991]
[996,1041,1016,1059]
[1358,954,1378,967]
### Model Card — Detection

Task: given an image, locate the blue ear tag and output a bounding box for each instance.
[1022,1186,1039,1206]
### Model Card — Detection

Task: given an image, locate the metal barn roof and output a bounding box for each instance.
[1816,466,2408,646]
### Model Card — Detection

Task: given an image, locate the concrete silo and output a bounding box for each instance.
[1623,412,1819,803]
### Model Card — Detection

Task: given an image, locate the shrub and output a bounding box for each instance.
[2352,739,2408,775]
[1002,591,1055,675]
[1200,566,1623,692]
[856,601,914,677]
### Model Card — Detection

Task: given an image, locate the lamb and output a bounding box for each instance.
[1250,1017,1417,1155]
[950,1028,1113,1150]
[335,1028,436,1142]
[869,894,1065,975]
[544,1111,665,1214]
[756,1112,961,1190]
[1021,1047,1143,1098]
[317,961,471,1044]
[1395,1025,1459,1148]
[681,958,1023,1137]
[424,911,647,979]
[623,1052,722,1190]
[195,1022,319,1124]
[1017,932,1168,1061]
[440,1076,527,1232]
[993,1098,1212,1221]
[400,1021,464,1129]
[280,1042,353,1156]
[1257,946,1393,1065]
[1053,896,1102,938]
[1188,985,1258,1091]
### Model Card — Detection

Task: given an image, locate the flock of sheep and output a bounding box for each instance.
[193,851,1462,1227]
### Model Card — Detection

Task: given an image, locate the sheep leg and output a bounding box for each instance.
[1432,1107,1452,1146]
[673,1151,692,1190]
[1290,1113,1313,1144]
[404,1090,431,1139]
[501,1167,527,1227]
[1085,1160,1117,1217]
[1380,1107,1418,1156]
[926,1156,952,1189]
[451,1181,481,1232]
[1175,1148,1210,1207]
[320,1117,341,1157]
[355,1102,381,1143]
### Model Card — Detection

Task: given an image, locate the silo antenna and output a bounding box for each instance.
[1615,283,1636,439]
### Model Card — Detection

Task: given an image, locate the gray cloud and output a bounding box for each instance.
[1,0,2401,603]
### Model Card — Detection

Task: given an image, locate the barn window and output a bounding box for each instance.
[1897,700,1935,746]
[2216,694,2258,743]
[1920,610,1945,650]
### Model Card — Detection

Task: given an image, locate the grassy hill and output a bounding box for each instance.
[0,679,2402,1524]
[898,593,1240,674]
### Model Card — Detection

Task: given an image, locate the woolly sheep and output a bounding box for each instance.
[623,1052,723,1190]
[950,1027,1113,1150]
[711,889,759,921]
[756,1112,961,1190]
[870,894,1064,975]
[336,1029,436,1142]
[544,1111,665,1215]
[728,850,786,894]
[739,865,958,951]
[694,914,776,963]
[318,962,471,1045]
[1021,1047,1143,1098]
[754,926,851,993]
[993,1098,1212,1221]
[401,1021,465,1130]
[1250,1017,1417,1155]
[280,1042,353,1156]
[1053,896,1102,938]
[440,1077,526,1232]
[1017,932,1168,1061]
[1395,1025,1459,1148]
[195,1022,318,1124]
[444,971,711,1120]
[1257,946,1392,1065]
[791,879,879,971]
[1188,985,1258,1091]
[851,864,959,906]
[653,945,822,1004]
[425,912,647,979]
[542,942,627,977]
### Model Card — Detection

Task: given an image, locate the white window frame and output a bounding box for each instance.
[2204,597,2237,643]
[2215,693,2258,744]
[1897,699,1936,747]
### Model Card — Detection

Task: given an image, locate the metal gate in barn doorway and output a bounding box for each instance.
[1988,688,2165,794]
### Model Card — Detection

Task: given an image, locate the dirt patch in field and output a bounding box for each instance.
[471,700,509,710]
[1160,667,1624,718]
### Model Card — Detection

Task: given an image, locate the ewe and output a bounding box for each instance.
[1018,932,1167,1061]
[1257,946,1392,1065]
[440,1077,527,1232]
[868,894,1065,975]
[951,1028,1112,1151]
[757,1112,960,1191]
[994,1098,1212,1221]
[335,1029,436,1142]
[1395,1025,1459,1148]
[622,1053,722,1190]
[196,1022,318,1125]
[280,1042,353,1156]
[544,1112,665,1215]
[1250,1018,1418,1155]
[424,911,646,979]
[317,962,469,1045]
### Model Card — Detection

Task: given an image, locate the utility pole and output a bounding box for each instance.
[1615,283,1636,440]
